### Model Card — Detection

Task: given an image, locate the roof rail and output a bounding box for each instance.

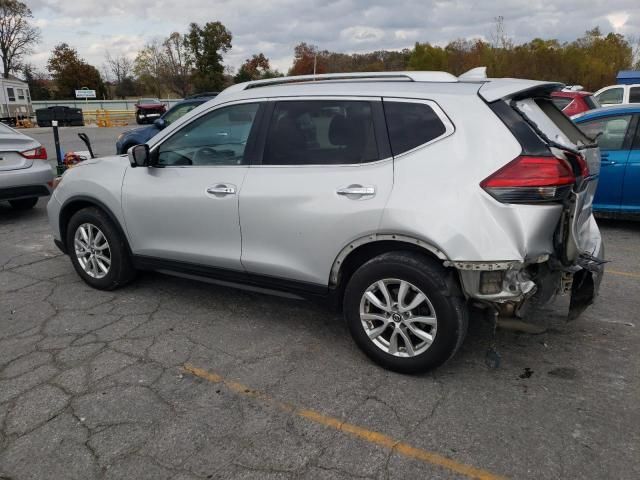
[220,71,458,96]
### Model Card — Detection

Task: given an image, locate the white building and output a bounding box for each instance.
[0,75,32,118]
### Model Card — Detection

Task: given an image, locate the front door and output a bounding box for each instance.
[579,114,635,213]
[621,118,640,214]
[122,101,263,270]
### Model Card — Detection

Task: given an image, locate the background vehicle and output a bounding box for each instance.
[551,89,599,116]
[574,105,640,217]
[48,71,603,373]
[134,98,167,124]
[0,123,52,210]
[117,94,217,154]
[594,84,640,107]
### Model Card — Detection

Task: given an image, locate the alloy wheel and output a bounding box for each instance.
[74,223,111,279]
[359,278,438,357]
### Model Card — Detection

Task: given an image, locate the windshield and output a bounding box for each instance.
[162,102,202,125]
[138,98,160,105]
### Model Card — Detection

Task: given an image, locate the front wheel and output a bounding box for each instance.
[344,252,468,373]
[66,207,136,290]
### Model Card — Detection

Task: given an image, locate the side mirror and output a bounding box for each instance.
[153,118,166,129]
[128,144,150,168]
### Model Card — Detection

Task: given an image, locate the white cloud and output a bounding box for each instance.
[25,0,640,75]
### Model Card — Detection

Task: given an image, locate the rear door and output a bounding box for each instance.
[621,118,640,214]
[577,114,636,212]
[239,97,393,287]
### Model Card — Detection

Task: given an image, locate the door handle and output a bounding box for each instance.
[206,184,236,195]
[336,186,376,196]
[600,160,616,166]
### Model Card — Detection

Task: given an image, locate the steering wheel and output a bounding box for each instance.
[193,146,223,165]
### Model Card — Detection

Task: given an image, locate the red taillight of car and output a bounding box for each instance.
[480,155,575,203]
[21,146,48,160]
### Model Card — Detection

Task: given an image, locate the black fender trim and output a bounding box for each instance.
[58,196,132,255]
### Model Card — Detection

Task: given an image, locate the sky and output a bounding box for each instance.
[26,0,640,77]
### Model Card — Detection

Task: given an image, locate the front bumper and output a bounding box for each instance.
[0,161,54,201]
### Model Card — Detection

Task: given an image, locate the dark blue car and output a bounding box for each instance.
[574,105,640,217]
[116,94,217,154]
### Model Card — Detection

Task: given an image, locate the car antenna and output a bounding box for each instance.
[77,133,95,159]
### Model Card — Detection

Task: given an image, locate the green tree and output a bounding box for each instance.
[47,43,106,99]
[186,21,232,91]
[0,0,40,78]
[407,42,448,71]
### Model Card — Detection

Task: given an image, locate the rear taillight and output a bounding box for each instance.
[21,146,48,160]
[480,155,575,204]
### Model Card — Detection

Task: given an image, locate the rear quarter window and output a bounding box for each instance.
[630,87,640,103]
[382,101,448,156]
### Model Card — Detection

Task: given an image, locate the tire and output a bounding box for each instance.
[135,112,144,125]
[9,197,38,210]
[66,207,136,290]
[343,252,468,374]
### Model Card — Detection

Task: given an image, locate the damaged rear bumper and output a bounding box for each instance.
[449,238,604,319]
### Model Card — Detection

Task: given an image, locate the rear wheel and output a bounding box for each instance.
[344,252,467,373]
[9,197,38,210]
[66,207,136,290]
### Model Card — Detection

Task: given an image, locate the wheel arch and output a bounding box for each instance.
[59,196,132,255]
[329,234,449,288]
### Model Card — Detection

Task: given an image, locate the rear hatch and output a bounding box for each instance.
[480,81,603,268]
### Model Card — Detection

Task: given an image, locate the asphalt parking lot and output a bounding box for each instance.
[0,199,639,479]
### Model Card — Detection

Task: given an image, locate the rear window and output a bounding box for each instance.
[551,97,572,110]
[630,87,640,103]
[263,100,379,165]
[513,98,592,148]
[583,95,599,110]
[383,101,447,156]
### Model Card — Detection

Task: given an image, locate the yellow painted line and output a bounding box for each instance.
[183,364,507,480]
[607,270,640,279]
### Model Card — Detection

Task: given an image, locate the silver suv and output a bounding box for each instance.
[47,69,604,373]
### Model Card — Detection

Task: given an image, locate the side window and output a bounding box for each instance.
[578,115,631,150]
[17,89,24,100]
[629,87,640,103]
[596,88,624,105]
[383,101,447,156]
[7,88,15,101]
[262,100,379,165]
[163,103,200,125]
[157,103,259,167]
[551,97,572,111]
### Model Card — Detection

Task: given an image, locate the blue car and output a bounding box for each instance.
[573,105,640,217]
[116,94,217,154]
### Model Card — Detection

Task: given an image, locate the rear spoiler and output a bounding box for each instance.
[478,79,564,102]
